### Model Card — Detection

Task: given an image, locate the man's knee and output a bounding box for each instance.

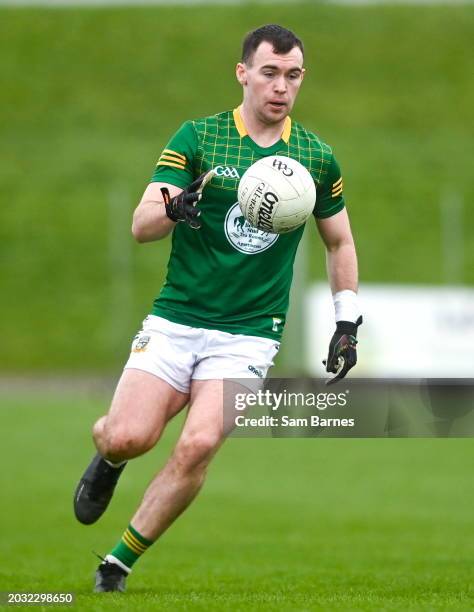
[99,421,155,459]
[173,432,222,473]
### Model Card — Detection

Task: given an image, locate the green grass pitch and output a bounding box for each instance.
[1,391,473,610]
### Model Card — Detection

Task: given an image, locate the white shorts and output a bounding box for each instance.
[124,315,280,394]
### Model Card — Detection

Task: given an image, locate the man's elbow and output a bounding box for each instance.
[131,217,150,243]
[327,231,356,252]
[131,218,171,242]
[131,221,143,243]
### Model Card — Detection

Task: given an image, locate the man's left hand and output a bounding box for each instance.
[323,315,362,385]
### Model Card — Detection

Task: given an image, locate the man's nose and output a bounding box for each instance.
[273,76,287,93]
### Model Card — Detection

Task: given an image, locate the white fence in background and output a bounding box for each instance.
[306,283,474,378]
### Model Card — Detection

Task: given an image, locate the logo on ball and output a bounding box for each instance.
[257,191,279,232]
[272,158,293,176]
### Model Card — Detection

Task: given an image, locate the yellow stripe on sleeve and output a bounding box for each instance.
[162,149,186,162]
[160,154,187,165]
[332,177,343,189]
[156,160,186,170]
[332,186,343,198]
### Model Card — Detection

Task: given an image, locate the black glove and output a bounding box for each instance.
[323,315,362,385]
[160,170,214,230]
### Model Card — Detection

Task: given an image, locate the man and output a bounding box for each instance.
[74,24,362,593]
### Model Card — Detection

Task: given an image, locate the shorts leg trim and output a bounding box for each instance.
[123,365,189,394]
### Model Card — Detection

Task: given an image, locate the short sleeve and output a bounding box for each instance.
[151,121,198,189]
[313,154,345,219]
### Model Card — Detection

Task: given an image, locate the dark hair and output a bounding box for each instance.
[241,24,304,65]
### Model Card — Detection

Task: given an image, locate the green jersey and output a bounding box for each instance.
[150,107,345,341]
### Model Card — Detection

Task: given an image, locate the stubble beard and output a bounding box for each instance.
[258,102,290,127]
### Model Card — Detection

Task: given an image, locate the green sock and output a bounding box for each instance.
[108,524,153,570]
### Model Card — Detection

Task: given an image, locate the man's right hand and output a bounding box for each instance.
[160,170,214,229]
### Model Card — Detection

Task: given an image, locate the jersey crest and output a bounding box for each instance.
[224,202,278,254]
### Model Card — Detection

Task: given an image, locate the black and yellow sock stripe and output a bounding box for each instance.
[109,523,154,569]
[121,527,150,555]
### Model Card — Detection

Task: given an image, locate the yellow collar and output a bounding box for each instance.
[233,105,292,144]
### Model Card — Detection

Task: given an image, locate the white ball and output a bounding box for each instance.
[237,156,316,234]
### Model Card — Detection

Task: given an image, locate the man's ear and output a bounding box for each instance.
[236,62,247,86]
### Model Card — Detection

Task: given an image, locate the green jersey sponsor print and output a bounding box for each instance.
[150,107,345,341]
